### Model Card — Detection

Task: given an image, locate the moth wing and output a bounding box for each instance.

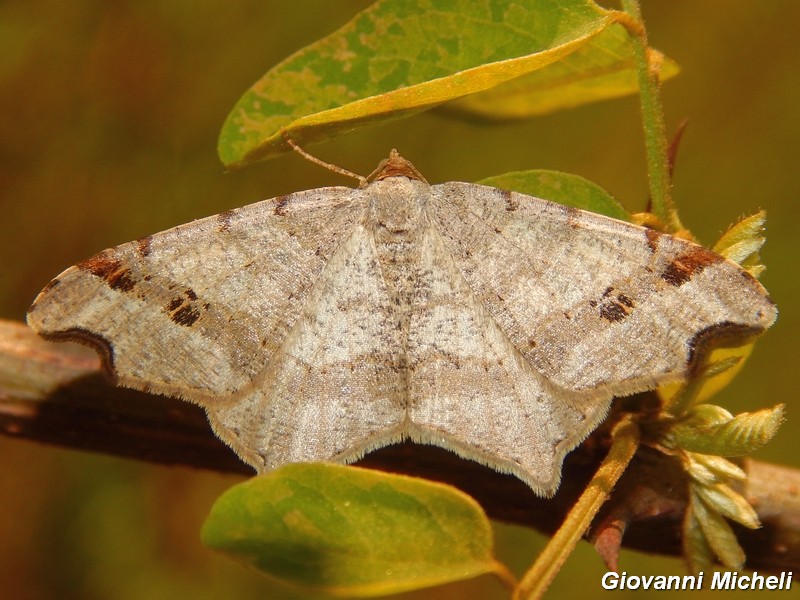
[27,187,368,401]
[427,182,776,397]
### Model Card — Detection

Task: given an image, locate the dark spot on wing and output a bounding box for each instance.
[274,195,290,216]
[78,253,136,292]
[565,205,581,229]
[107,269,135,292]
[218,209,236,232]
[661,247,723,287]
[617,293,634,308]
[502,189,518,212]
[172,305,200,327]
[645,228,661,254]
[167,298,183,312]
[136,236,152,257]
[599,302,628,322]
[597,291,636,322]
[164,289,205,327]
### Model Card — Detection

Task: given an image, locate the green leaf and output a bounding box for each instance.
[477,169,631,220]
[672,405,785,457]
[684,454,725,487]
[690,489,746,570]
[219,0,625,168]
[688,453,747,482]
[444,24,679,120]
[682,504,715,575]
[677,404,734,429]
[694,482,760,530]
[713,211,767,278]
[201,463,500,596]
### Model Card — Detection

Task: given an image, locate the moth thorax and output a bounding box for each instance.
[369,178,427,241]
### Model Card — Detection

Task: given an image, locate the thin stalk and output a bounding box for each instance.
[617,0,684,233]
[491,560,520,592]
[512,418,640,600]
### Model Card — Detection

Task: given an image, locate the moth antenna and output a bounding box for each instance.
[282,132,368,188]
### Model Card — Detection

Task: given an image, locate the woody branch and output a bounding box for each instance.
[0,318,797,574]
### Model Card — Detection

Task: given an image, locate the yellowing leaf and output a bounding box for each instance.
[660,343,754,413]
[445,24,678,120]
[219,0,628,168]
[202,463,500,597]
[713,211,767,278]
[477,169,630,221]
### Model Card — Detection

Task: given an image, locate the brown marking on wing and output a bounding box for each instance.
[40,327,116,377]
[661,247,724,287]
[645,228,661,254]
[273,195,290,216]
[172,305,200,327]
[599,302,628,322]
[218,209,235,232]
[686,322,765,376]
[136,236,152,257]
[78,253,136,292]
[502,189,518,212]
[597,292,636,322]
[617,293,634,308]
[565,205,581,229]
[164,289,204,327]
[166,298,183,312]
[107,269,135,292]
[78,253,121,278]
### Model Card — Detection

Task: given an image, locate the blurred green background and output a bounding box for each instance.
[1,1,797,598]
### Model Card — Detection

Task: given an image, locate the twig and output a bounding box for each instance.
[514,417,640,599]
[1,318,798,574]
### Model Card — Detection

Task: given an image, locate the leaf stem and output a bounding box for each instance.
[512,417,640,600]
[616,0,684,233]
[491,559,520,592]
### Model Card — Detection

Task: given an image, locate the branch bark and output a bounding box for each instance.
[2,319,797,574]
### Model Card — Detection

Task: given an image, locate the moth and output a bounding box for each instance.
[28,152,776,495]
